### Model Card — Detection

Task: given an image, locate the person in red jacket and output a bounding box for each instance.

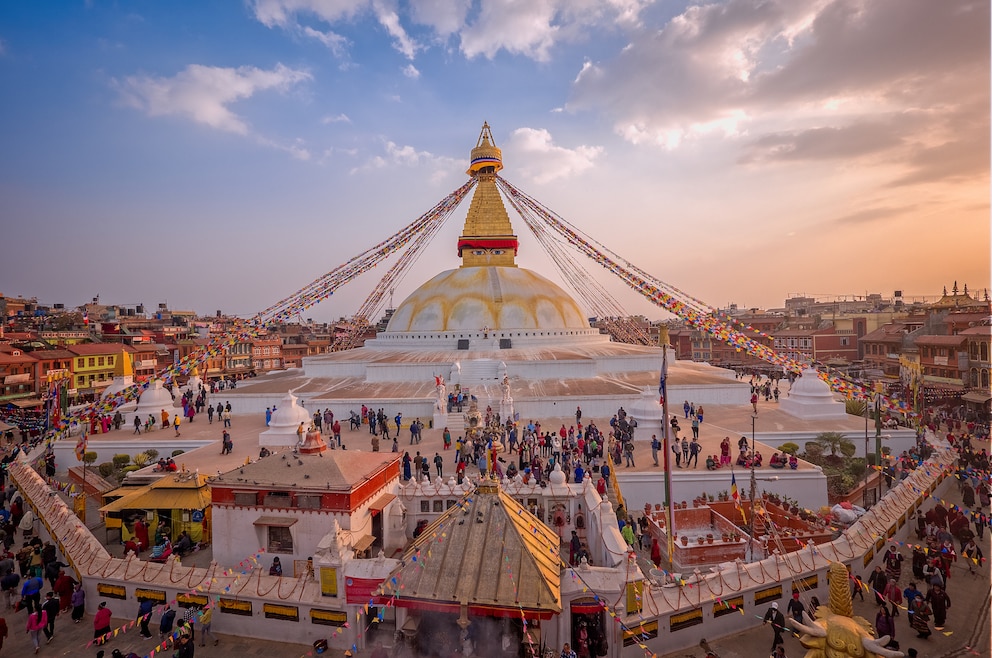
[93,601,113,645]
[26,607,46,653]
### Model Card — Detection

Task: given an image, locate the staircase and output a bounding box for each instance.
[456,358,501,385]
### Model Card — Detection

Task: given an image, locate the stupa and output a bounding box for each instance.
[133,379,176,418]
[780,367,849,420]
[259,391,312,448]
[224,124,749,422]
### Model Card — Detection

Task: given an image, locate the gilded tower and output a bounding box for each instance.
[457,122,518,268]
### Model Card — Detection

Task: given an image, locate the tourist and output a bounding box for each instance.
[909,594,931,638]
[787,592,805,623]
[137,597,154,638]
[133,416,141,435]
[883,544,904,581]
[93,601,113,645]
[159,605,176,639]
[762,601,786,652]
[720,437,731,466]
[688,438,700,468]
[683,400,691,419]
[883,577,902,618]
[650,537,661,567]
[875,605,896,647]
[705,455,717,470]
[70,582,85,623]
[173,630,194,658]
[434,453,443,478]
[561,641,577,658]
[19,573,42,614]
[925,584,950,630]
[681,438,689,466]
[173,414,181,436]
[41,590,59,643]
[650,435,660,466]
[623,440,635,468]
[198,605,218,646]
[26,605,46,653]
[265,407,272,426]
[751,392,759,413]
[691,417,699,439]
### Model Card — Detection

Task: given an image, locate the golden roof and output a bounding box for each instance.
[379,481,562,614]
[459,122,517,268]
[100,472,212,514]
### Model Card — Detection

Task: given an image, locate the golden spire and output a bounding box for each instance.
[458,122,518,268]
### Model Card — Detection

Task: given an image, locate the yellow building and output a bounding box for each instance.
[68,343,135,396]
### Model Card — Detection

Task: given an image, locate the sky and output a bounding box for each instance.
[0,0,988,323]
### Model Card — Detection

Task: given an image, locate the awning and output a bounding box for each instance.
[253,516,298,528]
[100,483,212,514]
[353,534,376,552]
[5,397,43,408]
[962,391,992,404]
[99,473,212,514]
[368,493,397,516]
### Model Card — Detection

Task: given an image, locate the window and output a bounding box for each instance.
[98,357,105,366]
[840,338,849,347]
[77,376,85,385]
[77,358,85,368]
[446,500,456,509]
[297,495,322,510]
[420,501,430,512]
[88,358,96,367]
[433,500,444,513]
[267,526,294,553]
[234,492,257,506]
[108,356,114,365]
[263,492,292,508]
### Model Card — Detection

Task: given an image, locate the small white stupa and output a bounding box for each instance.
[628,387,665,439]
[134,379,176,418]
[779,367,848,420]
[259,391,312,448]
[101,351,137,412]
[174,366,204,407]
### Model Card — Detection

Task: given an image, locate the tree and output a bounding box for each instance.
[813,432,855,457]
[779,442,800,456]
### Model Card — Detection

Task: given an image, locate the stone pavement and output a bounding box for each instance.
[655,472,991,658]
[0,602,330,658]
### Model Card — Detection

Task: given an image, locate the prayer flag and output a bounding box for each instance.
[731,472,746,524]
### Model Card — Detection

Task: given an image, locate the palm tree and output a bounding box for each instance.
[812,432,856,460]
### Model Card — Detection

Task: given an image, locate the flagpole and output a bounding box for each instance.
[659,335,674,572]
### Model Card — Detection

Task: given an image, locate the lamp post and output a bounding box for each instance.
[749,412,758,562]
[863,397,870,508]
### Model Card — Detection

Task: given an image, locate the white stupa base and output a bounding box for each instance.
[432,411,448,431]
[260,429,302,448]
[499,399,514,423]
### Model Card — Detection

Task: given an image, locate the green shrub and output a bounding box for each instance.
[119,465,140,480]
[132,452,151,468]
[98,462,115,478]
[171,449,185,457]
[82,451,98,465]
[143,449,159,461]
[779,442,799,456]
[112,454,131,468]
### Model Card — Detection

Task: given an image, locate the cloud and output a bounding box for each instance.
[321,113,351,124]
[114,63,311,134]
[372,0,419,59]
[830,205,911,227]
[402,63,420,79]
[570,0,990,172]
[505,127,602,183]
[740,121,905,164]
[350,139,459,180]
[301,25,349,57]
[251,0,418,60]
[250,0,653,63]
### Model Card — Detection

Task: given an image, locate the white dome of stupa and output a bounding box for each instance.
[134,379,176,417]
[259,392,313,448]
[780,367,848,420]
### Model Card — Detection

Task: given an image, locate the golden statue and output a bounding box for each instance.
[791,562,902,658]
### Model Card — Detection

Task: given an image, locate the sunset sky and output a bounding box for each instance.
[0,0,988,322]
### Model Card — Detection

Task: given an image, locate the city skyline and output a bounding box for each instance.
[1,0,988,322]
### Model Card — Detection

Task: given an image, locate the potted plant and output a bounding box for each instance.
[706,534,714,544]
[680,535,688,547]
[697,536,705,545]
[708,494,715,502]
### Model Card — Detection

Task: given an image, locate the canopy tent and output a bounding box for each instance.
[100,472,212,543]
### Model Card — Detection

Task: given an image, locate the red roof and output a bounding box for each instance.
[915,335,967,346]
[67,343,136,356]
